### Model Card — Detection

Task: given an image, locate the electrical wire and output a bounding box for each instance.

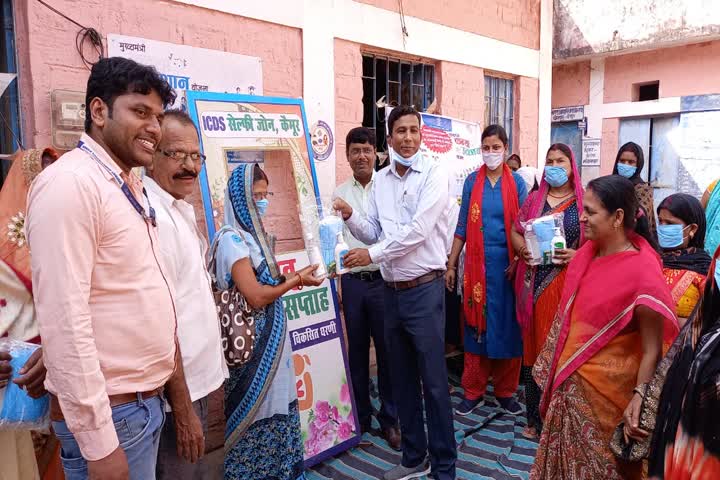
[37,0,104,69]
[398,0,409,48]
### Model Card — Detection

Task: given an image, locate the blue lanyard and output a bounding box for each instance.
[78,140,157,227]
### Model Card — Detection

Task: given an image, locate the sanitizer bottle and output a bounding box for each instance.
[334,232,350,275]
[551,227,567,265]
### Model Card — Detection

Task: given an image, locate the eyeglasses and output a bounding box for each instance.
[161,150,207,165]
[253,192,274,201]
[349,147,375,157]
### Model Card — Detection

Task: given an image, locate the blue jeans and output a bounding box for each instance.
[52,394,166,480]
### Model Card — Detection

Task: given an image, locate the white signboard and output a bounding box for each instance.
[200,111,303,138]
[108,34,263,110]
[582,138,601,166]
[551,106,585,123]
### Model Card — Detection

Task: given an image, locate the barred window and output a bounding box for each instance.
[362,54,435,152]
[484,76,514,152]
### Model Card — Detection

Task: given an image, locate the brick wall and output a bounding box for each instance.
[333,39,364,186]
[551,61,590,108]
[437,61,485,122]
[516,76,539,166]
[356,0,541,50]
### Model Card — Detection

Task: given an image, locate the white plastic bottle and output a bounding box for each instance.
[551,227,567,265]
[524,224,542,266]
[334,231,350,275]
[305,233,328,278]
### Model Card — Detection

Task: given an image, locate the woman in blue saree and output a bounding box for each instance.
[211,164,321,479]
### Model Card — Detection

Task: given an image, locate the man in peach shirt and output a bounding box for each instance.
[26,57,179,480]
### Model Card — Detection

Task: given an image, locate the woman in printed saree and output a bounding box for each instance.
[531,175,678,480]
[212,164,322,480]
[0,147,64,480]
[510,143,584,439]
[613,142,657,238]
[657,194,712,327]
[649,247,720,479]
[446,124,528,416]
[702,178,720,254]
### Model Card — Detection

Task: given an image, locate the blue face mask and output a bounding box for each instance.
[617,163,637,179]
[392,148,421,167]
[657,224,687,249]
[255,198,269,217]
[544,166,569,188]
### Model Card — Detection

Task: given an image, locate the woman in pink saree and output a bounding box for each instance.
[531,175,679,479]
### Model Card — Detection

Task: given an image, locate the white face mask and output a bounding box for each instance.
[483,152,504,171]
[391,148,421,167]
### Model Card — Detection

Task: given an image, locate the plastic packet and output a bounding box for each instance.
[529,214,566,266]
[299,196,343,276]
[0,339,50,431]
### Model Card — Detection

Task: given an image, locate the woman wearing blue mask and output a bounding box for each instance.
[446,124,528,418]
[509,143,585,439]
[613,142,657,237]
[649,247,720,479]
[657,193,712,328]
[211,163,323,480]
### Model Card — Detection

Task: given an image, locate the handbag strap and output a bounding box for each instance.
[208,225,240,292]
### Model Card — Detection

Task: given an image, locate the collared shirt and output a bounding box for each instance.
[144,177,228,405]
[332,172,379,273]
[25,134,177,461]
[346,153,449,282]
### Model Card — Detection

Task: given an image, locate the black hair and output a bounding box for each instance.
[163,108,196,128]
[345,127,376,154]
[84,57,176,132]
[613,142,645,185]
[547,143,574,162]
[253,163,269,185]
[387,105,421,136]
[587,175,658,250]
[481,124,508,147]
[657,193,707,249]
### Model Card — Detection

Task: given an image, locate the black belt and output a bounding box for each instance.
[347,270,383,282]
[385,270,445,291]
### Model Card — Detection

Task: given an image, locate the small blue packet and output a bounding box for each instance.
[0,340,49,430]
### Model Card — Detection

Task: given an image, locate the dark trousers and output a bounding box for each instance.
[385,277,457,480]
[156,396,220,480]
[342,274,398,430]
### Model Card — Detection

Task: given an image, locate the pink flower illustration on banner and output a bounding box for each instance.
[338,420,353,441]
[345,412,355,431]
[314,400,332,426]
[340,382,350,404]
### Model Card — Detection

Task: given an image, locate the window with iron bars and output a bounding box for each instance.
[362,54,435,153]
[484,76,514,153]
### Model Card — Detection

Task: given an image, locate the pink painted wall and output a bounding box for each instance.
[600,118,619,176]
[14,0,303,242]
[552,61,590,108]
[437,61,485,122]
[356,0,541,50]
[603,40,720,103]
[515,76,539,167]
[333,39,364,187]
[15,0,302,149]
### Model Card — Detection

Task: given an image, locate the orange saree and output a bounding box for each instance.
[531,234,678,480]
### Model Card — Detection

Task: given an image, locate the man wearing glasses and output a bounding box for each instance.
[144,109,227,479]
[333,127,400,450]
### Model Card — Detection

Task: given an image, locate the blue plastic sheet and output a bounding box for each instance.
[0,340,49,430]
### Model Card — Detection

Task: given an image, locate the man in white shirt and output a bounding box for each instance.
[334,106,457,480]
[333,127,400,451]
[144,110,227,479]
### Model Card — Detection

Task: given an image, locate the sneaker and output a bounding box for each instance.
[455,396,484,416]
[383,459,431,480]
[497,396,523,415]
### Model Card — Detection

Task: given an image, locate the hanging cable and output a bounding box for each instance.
[37,0,104,69]
[397,0,409,48]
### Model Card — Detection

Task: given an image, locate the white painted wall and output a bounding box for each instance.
[537,0,554,169]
